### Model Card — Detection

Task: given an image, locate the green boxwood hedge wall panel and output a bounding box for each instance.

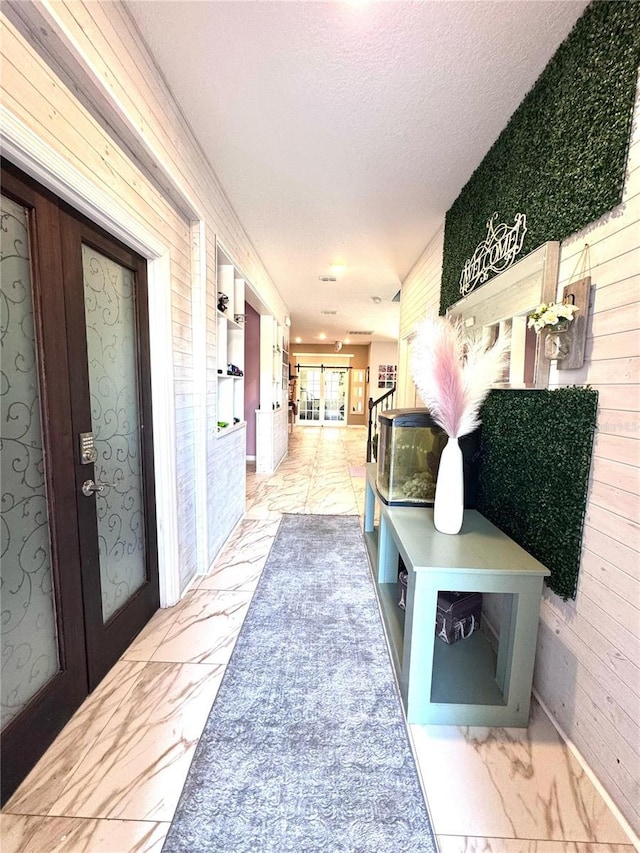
[477,387,598,600]
[440,0,640,314]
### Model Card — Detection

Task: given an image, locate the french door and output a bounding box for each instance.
[297,367,348,425]
[0,163,159,803]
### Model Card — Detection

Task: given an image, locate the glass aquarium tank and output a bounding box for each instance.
[376,409,447,506]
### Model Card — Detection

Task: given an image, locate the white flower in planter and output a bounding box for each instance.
[528,301,579,333]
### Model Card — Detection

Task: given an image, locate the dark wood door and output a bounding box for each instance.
[59,212,159,689]
[0,162,159,803]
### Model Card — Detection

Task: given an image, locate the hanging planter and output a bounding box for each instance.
[544,320,571,360]
[411,314,510,535]
[528,301,579,363]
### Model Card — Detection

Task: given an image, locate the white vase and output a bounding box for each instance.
[433,435,464,534]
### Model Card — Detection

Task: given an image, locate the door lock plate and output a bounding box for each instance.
[79,431,97,464]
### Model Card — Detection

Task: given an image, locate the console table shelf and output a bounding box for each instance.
[363,463,550,727]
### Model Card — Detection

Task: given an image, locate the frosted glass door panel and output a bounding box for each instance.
[82,246,146,622]
[0,194,59,729]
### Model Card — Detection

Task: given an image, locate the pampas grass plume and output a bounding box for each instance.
[411,313,510,438]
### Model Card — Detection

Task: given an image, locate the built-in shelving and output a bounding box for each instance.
[259,316,288,413]
[216,246,245,433]
[256,314,289,473]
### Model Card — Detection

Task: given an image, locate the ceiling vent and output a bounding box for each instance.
[321,310,338,315]
[347,330,374,336]
[319,276,337,282]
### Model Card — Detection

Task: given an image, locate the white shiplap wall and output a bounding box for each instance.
[1,1,287,592]
[538,90,640,831]
[398,79,640,836]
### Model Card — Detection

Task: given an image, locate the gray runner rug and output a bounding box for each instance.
[162,514,437,853]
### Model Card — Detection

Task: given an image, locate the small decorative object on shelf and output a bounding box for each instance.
[436,591,482,644]
[234,313,246,324]
[227,363,244,376]
[218,292,229,313]
[411,313,509,534]
[397,564,408,610]
[528,300,579,362]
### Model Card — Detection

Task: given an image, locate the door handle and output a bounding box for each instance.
[81,479,116,497]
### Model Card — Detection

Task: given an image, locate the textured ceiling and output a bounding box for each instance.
[125,0,589,345]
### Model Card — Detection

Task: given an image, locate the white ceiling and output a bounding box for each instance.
[125,0,589,345]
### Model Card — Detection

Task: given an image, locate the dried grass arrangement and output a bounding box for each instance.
[411,314,510,533]
[411,314,510,439]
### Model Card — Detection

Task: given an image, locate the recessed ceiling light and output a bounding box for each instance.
[319,333,326,340]
[295,337,302,343]
[330,263,346,276]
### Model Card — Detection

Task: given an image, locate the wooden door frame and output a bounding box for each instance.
[1,116,183,607]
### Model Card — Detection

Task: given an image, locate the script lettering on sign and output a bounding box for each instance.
[459,213,527,296]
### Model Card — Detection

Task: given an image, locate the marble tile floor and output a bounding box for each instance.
[1,426,636,853]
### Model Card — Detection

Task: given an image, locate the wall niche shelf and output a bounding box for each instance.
[216,244,245,433]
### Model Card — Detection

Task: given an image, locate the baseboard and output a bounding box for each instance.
[532,690,640,850]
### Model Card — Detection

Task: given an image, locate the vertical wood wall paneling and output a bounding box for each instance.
[537,73,640,834]
[397,227,444,408]
[399,226,445,341]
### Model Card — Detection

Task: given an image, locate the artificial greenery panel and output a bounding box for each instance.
[477,387,598,600]
[440,0,640,314]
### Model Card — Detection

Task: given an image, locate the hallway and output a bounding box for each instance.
[1,427,634,852]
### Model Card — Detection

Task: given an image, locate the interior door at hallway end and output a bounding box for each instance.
[297,367,348,426]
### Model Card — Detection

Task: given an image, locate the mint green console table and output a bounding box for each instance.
[363,463,550,727]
